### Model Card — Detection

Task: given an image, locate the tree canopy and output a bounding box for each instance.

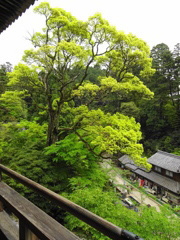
[7,2,155,167]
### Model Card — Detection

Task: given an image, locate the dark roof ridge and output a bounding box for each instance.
[157,150,180,160]
[0,0,36,33]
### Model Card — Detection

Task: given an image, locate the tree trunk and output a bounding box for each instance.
[47,110,59,146]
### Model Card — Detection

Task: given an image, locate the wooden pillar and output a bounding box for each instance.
[0,160,3,212]
[0,201,3,212]
[19,221,39,240]
[0,162,2,182]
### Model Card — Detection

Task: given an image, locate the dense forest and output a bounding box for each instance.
[0,2,180,239]
[140,43,180,156]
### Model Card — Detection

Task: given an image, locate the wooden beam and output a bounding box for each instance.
[0,211,18,240]
[0,164,143,240]
[0,164,124,240]
[0,182,80,240]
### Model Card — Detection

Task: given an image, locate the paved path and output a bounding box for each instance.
[102,161,161,211]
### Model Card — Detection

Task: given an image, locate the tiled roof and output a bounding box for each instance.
[148,150,180,173]
[119,152,180,194]
[118,155,138,171]
[135,168,180,194]
[0,0,36,33]
[118,155,147,171]
[125,163,138,171]
[119,155,134,165]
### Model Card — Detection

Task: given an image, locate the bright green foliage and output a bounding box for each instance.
[50,102,150,168]
[64,188,180,240]
[0,62,12,94]
[63,188,129,240]
[0,120,69,218]
[0,121,47,162]
[7,64,40,87]
[172,148,180,156]
[7,63,47,122]
[0,120,48,194]
[8,2,154,154]
[135,205,180,240]
[68,106,149,168]
[42,148,176,239]
[0,91,27,122]
[100,75,153,97]
[73,75,153,105]
[45,133,109,191]
[45,133,97,171]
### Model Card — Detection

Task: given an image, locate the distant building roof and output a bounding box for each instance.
[135,168,180,194]
[0,0,36,33]
[118,155,148,172]
[118,155,138,171]
[148,150,180,173]
[119,151,180,194]
[118,155,134,165]
[125,163,138,171]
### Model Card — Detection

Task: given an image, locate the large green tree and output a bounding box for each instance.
[8,2,154,166]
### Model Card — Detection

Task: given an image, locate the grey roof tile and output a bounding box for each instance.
[119,152,180,194]
[119,155,134,165]
[148,150,180,172]
[134,169,180,194]
[125,164,138,171]
[118,155,148,171]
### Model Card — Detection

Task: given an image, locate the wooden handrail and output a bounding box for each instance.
[0,164,143,240]
[0,182,80,240]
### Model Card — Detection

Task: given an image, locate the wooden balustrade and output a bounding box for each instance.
[0,164,143,240]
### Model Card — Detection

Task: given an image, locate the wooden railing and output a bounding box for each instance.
[0,164,143,240]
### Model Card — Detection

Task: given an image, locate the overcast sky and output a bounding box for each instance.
[0,0,180,66]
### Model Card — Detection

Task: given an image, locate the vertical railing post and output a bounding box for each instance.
[19,220,25,240]
[0,161,2,182]
[19,220,39,240]
[0,201,3,212]
[0,162,3,212]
